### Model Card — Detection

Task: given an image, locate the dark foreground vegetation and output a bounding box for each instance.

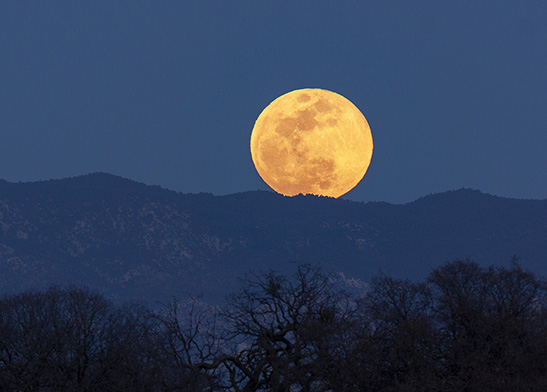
[1,260,546,392]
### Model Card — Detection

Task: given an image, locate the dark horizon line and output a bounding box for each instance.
[1,171,546,204]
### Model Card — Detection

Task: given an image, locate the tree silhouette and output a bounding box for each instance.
[1,260,546,391]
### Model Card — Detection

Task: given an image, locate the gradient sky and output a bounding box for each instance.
[1,1,546,203]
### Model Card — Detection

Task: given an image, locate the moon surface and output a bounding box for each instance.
[250,88,373,198]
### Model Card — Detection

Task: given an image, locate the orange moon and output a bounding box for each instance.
[250,88,373,198]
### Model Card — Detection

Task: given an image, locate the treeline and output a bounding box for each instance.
[1,260,546,391]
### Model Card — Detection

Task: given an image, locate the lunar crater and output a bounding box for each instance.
[295,109,318,131]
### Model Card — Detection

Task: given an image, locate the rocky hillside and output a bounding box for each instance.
[1,173,546,305]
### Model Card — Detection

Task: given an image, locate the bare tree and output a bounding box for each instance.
[155,297,223,391]
[102,302,163,392]
[214,264,354,392]
[428,259,547,391]
[348,275,439,391]
[0,287,161,392]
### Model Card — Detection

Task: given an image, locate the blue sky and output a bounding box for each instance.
[1,1,546,203]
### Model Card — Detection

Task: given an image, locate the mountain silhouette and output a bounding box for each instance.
[1,173,546,305]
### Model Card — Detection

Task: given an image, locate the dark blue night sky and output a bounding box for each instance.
[1,1,546,203]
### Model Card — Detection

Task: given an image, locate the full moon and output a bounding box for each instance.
[250,88,373,198]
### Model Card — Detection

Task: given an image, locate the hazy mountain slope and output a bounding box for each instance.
[1,173,545,305]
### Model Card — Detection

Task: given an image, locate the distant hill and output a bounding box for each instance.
[1,173,546,305]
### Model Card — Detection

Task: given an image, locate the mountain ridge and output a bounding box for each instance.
[1,173,545,305]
